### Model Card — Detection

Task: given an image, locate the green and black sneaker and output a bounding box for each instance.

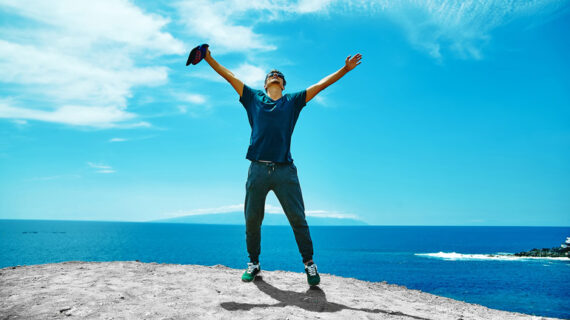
[305,262,320,286]
[241,262,260,282]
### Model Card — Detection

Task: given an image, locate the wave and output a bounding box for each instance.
[415,252,570,261]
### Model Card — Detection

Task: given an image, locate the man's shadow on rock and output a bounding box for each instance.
[220,276,430,320]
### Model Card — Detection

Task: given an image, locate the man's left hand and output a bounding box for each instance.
[345,53,362,71]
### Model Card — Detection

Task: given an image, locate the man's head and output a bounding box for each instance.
[264,69,286,92]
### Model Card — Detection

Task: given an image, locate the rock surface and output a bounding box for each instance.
[0,261,560,320]
[514,247,570,258]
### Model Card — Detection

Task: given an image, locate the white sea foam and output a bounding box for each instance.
[415,252,570,261]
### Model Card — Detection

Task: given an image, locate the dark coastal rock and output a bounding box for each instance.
[514,247,569,258]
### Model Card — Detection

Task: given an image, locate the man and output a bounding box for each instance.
[204,47,362,286]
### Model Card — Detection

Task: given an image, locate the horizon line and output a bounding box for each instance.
[1,218,569,228]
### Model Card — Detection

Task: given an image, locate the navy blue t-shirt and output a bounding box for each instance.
[239,84,307,163]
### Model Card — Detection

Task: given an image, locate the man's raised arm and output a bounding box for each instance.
[203,48,244,97]
[306,53,362,104]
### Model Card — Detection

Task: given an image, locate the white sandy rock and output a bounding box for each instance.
[0,261,560,320]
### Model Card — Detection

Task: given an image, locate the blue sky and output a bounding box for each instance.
[1,0,569,226]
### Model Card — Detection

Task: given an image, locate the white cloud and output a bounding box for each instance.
[177,0,278,53]
[265,204,361,220]
[334,0,564,60]
[0,101,150,128]
[165,203,361,220]
[166,204,245,217]
[109,136,157,142]
[1,0,561,131]
[171,92,211,117]
[26,174,81,181]
[177,106,188,114]
[0,0,183,54]
[178,93,207,105]
[175,0,565,61]
[309,0,564,59]
[176,105,212,118]
[264,204,285,214]
[0,40,168,107]
[0,0,183,128]
[185,69,228,84]
[87,162,112,169]
[296,0,335,13]
[11,119,27,125]
[313,94,327,106]
[97,169,116,174]
[87,162,115,174]
[305,209,360,220]
[175,0,344,54]
[186,62,268,88]
[234,63,268,87]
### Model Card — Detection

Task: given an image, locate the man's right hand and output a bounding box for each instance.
[205,47,211,61]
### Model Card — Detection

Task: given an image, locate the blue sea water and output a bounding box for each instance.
[0,220,568,319]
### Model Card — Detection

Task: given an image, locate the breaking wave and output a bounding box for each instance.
[415,252,569,261]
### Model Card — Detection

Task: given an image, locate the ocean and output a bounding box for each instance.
[1,220,568,319]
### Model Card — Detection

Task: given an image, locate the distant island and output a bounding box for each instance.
[514,237,570,258]
[152,211,367,226]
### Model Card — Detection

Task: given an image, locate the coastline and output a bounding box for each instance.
[0,261,560,320]
[415,252,570,261]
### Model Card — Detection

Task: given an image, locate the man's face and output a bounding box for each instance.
[265,71,285,90]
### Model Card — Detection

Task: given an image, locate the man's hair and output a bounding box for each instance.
[264,69,286,91]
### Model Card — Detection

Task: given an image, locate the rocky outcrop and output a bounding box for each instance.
[0,261,560,319]
[514,247,569,258]
[514,237,570,258]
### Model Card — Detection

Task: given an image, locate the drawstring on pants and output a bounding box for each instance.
[267,163,275,174]
[256,160,277,174]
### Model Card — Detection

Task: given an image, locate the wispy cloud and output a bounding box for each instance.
[296,0,566,60]
[186,62,268,88]
[0,101,150,128]
[164,203,361,220]
[171,92,211,117]
[0,0,183,53]
[11,119,28,127]
[0,40,169,106]
[178,93,208,105]
[2,0,561,131]
[165,204,244,217]
[313,94,332,107]
[87,162,115,174]
[305,209,360,220]
[370,0,566,60]
[175,0,565,61]
[296,0,335,13]
[108,135,157,143]
[176,105,209,118]
[0,0,183,128]
[233,63,268,87]
[25,174,82,181]
[177,0,278,53]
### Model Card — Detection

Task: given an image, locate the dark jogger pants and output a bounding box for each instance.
[244,161,314,264]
